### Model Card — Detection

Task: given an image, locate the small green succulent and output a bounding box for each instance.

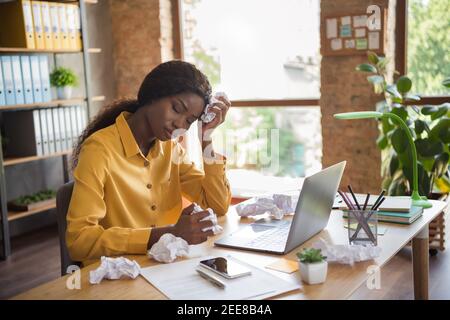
[296,248,327,263]
[50,67,78,87]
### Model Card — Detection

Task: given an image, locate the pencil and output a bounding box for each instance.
[363,193,370,211]
[347,185,361,210]
[372,197,386,211]
[371,190,386,210]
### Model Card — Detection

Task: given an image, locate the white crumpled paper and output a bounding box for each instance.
[192,203,223,235]
[89,256,141,284]
[235,194,298,220]
[201,92,228,123]
[147,233,189,263]
[312,238,382,265]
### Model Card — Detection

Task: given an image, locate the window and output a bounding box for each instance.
[407,0,450,96]
[178,0,322,196]
[180,0,320,100]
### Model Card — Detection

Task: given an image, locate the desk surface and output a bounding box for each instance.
[13,200,447,300]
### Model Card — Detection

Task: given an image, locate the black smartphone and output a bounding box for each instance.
[198,257,252,279]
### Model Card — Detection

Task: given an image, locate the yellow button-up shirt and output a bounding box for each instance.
[66,111,231,263]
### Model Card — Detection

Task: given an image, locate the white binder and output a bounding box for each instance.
[20,55,34,104]
[0,62,6,105]
[38,55,51,102]
[49,2,61,49]
[30,55,43,103]
[33,109,43,156]
[58,107,67,151]
[52,108,62,152]
[40,1,53,50]
[31,0,45,49]
[1,56,16,106]
[39,108,49,155]
[11,55,25,105]
[64,107,74,149]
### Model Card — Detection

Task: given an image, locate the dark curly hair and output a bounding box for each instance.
[71,60,212,168]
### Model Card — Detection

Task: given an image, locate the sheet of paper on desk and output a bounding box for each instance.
[140,255,301,300]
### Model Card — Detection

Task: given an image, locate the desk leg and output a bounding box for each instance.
[412,225,429,300]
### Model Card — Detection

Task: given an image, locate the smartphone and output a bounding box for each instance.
[198,257,252,279]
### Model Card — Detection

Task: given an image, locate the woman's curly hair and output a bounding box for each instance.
[71,60,212,169]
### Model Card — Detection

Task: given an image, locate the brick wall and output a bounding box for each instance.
[109,0,175,98]
[320,0,396,193]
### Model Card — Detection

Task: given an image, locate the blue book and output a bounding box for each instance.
[39,55,51,102]
[11,56,25,105]
[0,62,6,105]
[1,56,16,105]
[343,206,424,225]
[30,55,43,103]
[20,56,34,104]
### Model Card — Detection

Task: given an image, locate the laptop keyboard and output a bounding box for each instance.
[245,222,291,249]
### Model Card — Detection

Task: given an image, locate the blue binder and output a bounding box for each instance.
[1,56,16,105]
[30,55,43,103]
[20,56,35,104]
[0,62,6,105]
[39,55,51,102]
[11,56,25,105]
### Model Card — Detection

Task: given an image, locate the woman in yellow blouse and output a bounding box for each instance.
[66,61,232,264]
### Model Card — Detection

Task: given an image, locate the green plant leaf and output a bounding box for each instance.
[430,118,450,143]
[431,105,448,120]
[391,128,408,154]
[414,119,426,135]
[390,107,408,122]
[415,138,444,158]
[386,85,402,99]
[432,153,450,178]
[443,77,450,88]
[421,105,438,115]
[377,134,388,149]
[404,94,421,102]
[367,75,384,85]
[402,163,431,196]
[396,76,412,94]
[389,153,399,176]
[356,63,377,73]
[376,57,389,70]
[367,51,379,64]
[381,117,395,134]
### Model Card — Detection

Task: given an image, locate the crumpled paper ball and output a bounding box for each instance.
[147,233,189,263]
[89,256,141,284]
[312,238,382,265]
[235,194,297,220]
[192,203,223,234]
[201,92,228,123]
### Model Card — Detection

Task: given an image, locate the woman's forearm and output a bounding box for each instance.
[147,225,176,250]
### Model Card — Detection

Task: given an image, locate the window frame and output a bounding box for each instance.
[395,0,450,105]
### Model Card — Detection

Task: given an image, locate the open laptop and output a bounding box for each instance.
[215,161,346,254]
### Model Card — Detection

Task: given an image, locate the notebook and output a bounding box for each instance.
[343,206,424,224]
[334,194,413,212]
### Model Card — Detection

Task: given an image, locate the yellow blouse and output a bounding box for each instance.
[66,111,231,264]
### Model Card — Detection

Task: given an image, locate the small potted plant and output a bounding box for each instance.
[296,248,327,285]
[50,67,78,99]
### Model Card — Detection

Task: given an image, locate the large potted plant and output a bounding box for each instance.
[50,67,78,99]
[356,52,450,198]
[297,248,327,285]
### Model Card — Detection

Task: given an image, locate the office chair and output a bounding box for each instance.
[56,181,80,276]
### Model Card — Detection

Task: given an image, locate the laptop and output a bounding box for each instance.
[214,161,346,254]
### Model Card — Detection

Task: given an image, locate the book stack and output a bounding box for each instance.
[335,194,424,225]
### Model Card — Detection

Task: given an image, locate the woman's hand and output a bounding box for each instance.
[201,94,231,141]
[172,204,214,245]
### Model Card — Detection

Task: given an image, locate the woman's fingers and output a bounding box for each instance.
[181,203,195,215]
[199,220,214,229]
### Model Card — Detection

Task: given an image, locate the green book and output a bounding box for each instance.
[343,206,424,225]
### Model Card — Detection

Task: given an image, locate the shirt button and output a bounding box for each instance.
[144,160,150,167]
[146,183,152,189]
[151,205,157,211]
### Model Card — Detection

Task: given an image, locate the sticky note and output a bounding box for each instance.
[368,31,380,49]
[355,28,366,38]
[326,18,337,39]
[331,38,342,50]
[341,16,351,25]
[266,258,298,274]
[356,38,368,50]
[353,15,368,28]
[345,39,355,49]
[340,24,352,37]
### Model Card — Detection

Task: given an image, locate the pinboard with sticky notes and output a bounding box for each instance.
[321,7,387,56]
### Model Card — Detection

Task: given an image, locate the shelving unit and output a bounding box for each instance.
[0,0,99,259]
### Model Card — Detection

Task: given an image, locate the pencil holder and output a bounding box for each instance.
[347,210,378,246]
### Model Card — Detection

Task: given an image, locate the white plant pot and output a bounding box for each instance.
[298,260,328,285]
[56,86,72,100]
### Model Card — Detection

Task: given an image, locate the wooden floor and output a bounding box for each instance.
[0,224,449,300]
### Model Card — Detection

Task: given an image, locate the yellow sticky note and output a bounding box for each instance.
[265,258,298,274]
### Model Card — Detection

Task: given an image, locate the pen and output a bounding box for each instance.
[196,268,226,289]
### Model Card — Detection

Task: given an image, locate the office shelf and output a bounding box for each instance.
[4,150,72,167]
[0,0,98,258]
[7,199,56,221]
[0,47,82,54]
[0,98,86,111]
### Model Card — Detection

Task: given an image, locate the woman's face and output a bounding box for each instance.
[144,92,205,141]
